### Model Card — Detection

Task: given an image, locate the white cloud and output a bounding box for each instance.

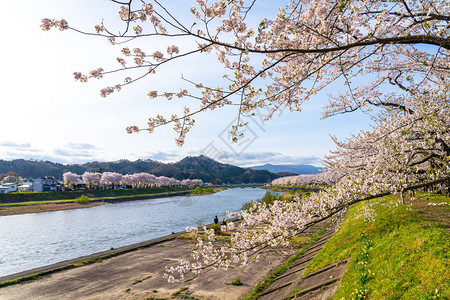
[142,150,181,162]
[0,141,31,148]
[67,142,99,150]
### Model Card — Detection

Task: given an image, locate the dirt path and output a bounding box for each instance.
[0,202,106,216]
[409,193,450,230]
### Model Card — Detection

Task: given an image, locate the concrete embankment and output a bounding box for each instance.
[0,230,186,285]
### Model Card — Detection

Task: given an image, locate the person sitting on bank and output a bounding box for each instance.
[222,218,227,226]
[214,215,219,224]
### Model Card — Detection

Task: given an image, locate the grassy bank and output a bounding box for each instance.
[0,186,190,204]
[189,186,226,195]
[303,192,449,299]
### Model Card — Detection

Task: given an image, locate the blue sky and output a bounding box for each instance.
[0,0,374,167]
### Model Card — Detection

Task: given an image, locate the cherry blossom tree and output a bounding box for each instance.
[42,0,449,282]
[271,171,339,186]
[181,178,204,187]
[132,172,157,188]
[100,172,123,189]
[63,172,80,190]
[120,174,135,188]
[82,172,102,189]
[323,83,450,197]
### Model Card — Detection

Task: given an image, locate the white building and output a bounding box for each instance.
[18,182,34,192]
[33,176,58,192]
[0,183,18,193]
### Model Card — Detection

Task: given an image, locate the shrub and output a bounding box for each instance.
[241,201,253,211]
[231,278,242,286]
[261,191,277,205]
[192,187,215,194]
[209,223,222,235]
[75,195,90,204]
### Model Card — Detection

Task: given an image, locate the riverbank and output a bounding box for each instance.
[189,186,227,195]
[0,201,106,216]
[0,190,192,216]
[0,216,336,300]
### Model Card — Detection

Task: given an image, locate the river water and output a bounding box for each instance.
[0,188,266,277]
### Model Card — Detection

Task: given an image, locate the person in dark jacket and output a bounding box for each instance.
[214,215,219,224]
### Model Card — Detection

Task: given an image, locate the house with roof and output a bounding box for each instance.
[33,176,58,192]
[0,182,18,194]
[18,181,34,192]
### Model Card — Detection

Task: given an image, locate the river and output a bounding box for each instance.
[0,187,266,277]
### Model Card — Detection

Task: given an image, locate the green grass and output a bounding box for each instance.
[172,287,200,299]
[241,191,289,211]
[183,275,197,282]
[303,193,449,299]
[190,186,223,195]
[131,275,152,285]
[0,199,83,206]
[0,272,44,287]
[244,226,328,300]
[231,278,243,285]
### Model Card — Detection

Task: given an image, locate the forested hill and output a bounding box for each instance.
[0,156,278,184]
[172,155,277,183]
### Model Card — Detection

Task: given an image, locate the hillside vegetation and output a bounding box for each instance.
[304,192,449,299]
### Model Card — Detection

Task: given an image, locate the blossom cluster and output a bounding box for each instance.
[62,171,203,189]
[271,170,341,186]
[40,18,68,31]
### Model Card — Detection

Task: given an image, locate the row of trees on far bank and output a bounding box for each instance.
[271,171,339,186]
[62,171,203,190]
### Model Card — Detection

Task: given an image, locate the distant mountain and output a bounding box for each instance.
[249,163,321,175]
[172,155,277,184]
[0,156,278,184]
